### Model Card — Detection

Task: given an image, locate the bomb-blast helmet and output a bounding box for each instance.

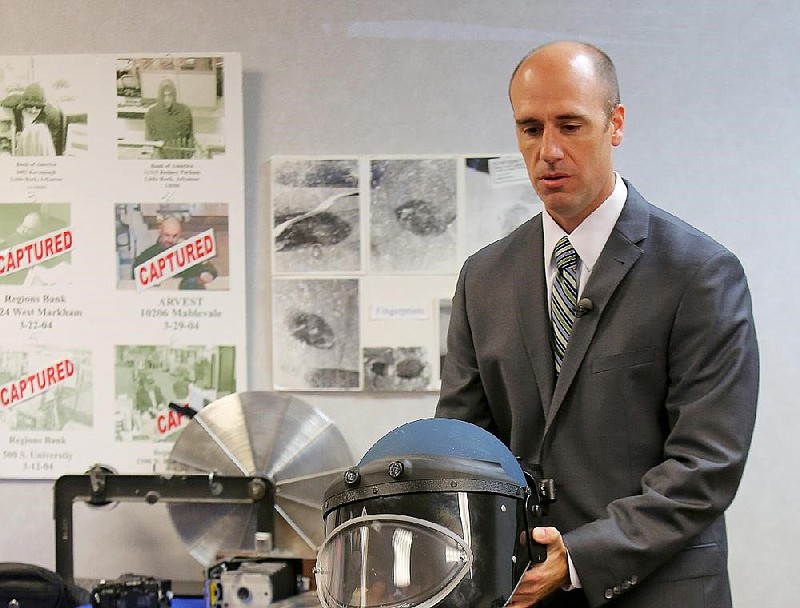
[314,418,555,608]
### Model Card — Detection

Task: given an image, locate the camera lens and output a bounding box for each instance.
[236,587,251,602]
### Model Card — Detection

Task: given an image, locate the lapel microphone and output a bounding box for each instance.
[575,297,593,317]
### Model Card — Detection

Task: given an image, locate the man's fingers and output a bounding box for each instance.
[532,526,558,543]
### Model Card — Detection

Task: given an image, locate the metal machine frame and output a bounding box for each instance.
[53,466,273,583]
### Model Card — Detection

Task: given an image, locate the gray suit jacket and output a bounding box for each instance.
[436,182,759,607]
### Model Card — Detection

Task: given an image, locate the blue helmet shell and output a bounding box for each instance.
[360,417,526,487]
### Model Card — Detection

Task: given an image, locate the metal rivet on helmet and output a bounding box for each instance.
[387,460,404,479]
[343,467,360,485]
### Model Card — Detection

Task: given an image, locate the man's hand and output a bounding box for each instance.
[506,527,569,607]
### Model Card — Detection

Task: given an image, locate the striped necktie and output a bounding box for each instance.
[551,236,578,374]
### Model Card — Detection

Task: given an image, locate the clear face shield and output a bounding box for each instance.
[315,418,554,608]
[315,514,473,608]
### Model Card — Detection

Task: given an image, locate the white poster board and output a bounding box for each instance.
[269,154,539,393]
[0,53,246,478]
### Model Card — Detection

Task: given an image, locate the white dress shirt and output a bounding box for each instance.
[543,173,627,301]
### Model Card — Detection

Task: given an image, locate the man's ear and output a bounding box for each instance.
[610,104,625,147]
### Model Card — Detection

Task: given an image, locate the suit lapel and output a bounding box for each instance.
[512,215,556,417]
[544,184,652,435]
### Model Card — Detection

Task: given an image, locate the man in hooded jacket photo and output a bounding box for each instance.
[144,78,195,159]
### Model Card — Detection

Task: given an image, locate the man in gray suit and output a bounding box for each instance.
[436,41,758,607]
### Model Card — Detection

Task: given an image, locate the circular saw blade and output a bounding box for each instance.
[167,391,353,566]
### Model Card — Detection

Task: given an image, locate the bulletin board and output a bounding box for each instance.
[0,52,246,478]
[268,154,540,392]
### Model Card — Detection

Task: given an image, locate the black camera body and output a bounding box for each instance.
[91,574,172,608]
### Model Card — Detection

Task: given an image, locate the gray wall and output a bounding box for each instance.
[1,1,797,604]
